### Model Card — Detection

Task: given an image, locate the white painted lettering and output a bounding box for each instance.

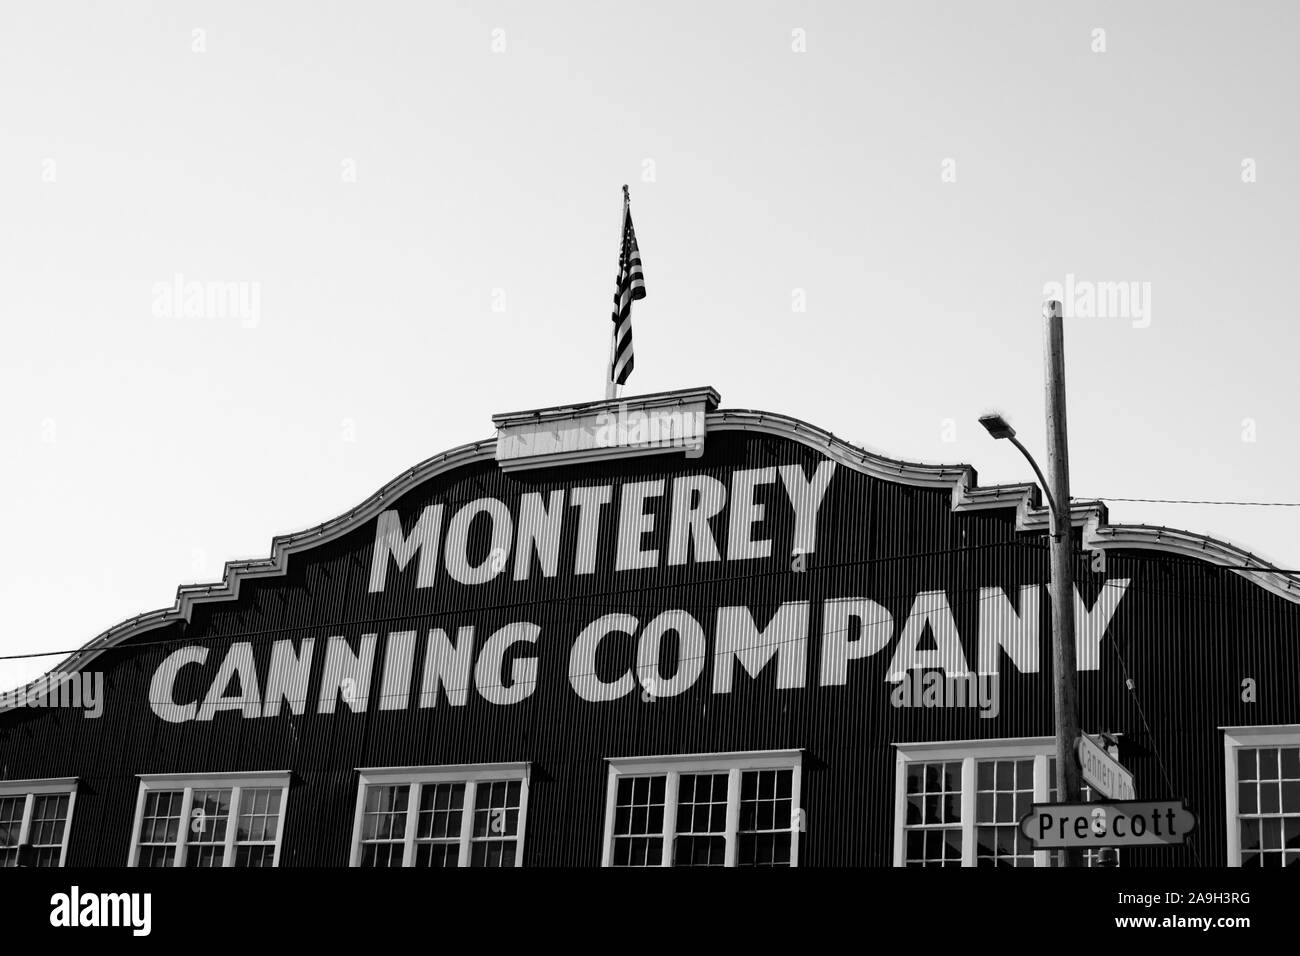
[569,613,637,702]
[819,597,893,686]
[615,480,665,571]
[369,505,444,592]
[475,622,539,705]
[444,497,513,585]
[666,475,726,565]
[713,602,809,692]
[727,467,777,561]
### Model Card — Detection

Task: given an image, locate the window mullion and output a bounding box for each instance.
[790,763,802,868]
[1033,755,1049,867]
[1224,741,1241,866]
[18,793,35,849]
[459,781,476,867]
[176,787,193,868]
[514,776,529,868]
[350,782,368,867]
[661,773,678,867]
[601,769,618,867]
[224,787,241,868]
[403,784,421,867]
[273,785,288,867]
[961,757,976,867]
[129,782,148,867]
[893,752,907,867]
[60,789,77,868]
[724,767,741,867]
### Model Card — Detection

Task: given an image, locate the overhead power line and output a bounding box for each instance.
[1094,496,1300,507]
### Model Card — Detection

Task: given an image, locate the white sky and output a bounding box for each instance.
[2,1,1297,692]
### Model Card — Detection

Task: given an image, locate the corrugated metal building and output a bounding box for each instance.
[2,386,1298,867]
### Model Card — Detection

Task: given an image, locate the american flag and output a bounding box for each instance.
[609,186,646,388]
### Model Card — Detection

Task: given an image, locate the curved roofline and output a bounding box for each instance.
[711,409,1300,605]
[6,406,1299,707]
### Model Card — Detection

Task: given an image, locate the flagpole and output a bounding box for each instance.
[605,332,617,400]
[605,185,630,401]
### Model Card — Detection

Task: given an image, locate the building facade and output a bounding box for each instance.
[2,386,1298,867]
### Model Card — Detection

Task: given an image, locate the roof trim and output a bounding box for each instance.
[8,436,498,702]
[710,409,1300,603]
[0,776,79,794]
[5,406,1298,709]
[491,385,720,426]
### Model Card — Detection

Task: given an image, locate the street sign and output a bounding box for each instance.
[1077,733,1135,800]
[1019,801,1196,849]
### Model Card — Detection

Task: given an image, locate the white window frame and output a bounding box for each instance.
[1222,723,1300,867]
[601,749,803,867]
[0,777,78,867]
[349,762,530,867]
[893,737,1119,868]
[128,771,291,867]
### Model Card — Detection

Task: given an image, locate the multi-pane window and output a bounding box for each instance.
[739,767,795,866]
[1224,728,1300,867]
[603,751,802,868]
[0,797,26,867]
[976,758,1036,866]
[610,775,665,866]
[674,772,729,866]
[137,790,185,867]
[351,764,528,868]
[416,782,465,867]
[470,779,523,867]
[0,779,77,867]
[902,760,963,866]
[897,738,1121,868]
[130,773,289,867]
[185,789,231,868]
[1237,747,1300,866]
[234,788,282,867]
[359,784,409,867]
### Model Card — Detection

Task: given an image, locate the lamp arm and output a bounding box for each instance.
[1008,436,1063,535]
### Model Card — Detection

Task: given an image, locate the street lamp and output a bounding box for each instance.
[977,414,1060,535]
[979,299,1084,867]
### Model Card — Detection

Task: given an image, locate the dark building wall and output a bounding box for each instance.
[2,426,1297,866]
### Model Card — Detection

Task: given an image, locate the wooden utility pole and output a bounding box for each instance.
[1044,298,1084,867]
